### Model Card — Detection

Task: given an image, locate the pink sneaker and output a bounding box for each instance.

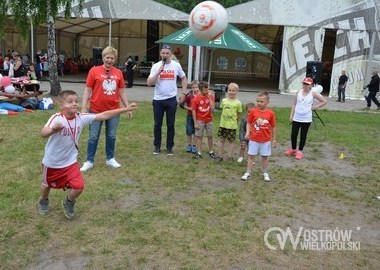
[295,150,303,160]
[284,149,296,156]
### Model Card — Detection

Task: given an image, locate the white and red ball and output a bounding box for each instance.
[189,1,228,41]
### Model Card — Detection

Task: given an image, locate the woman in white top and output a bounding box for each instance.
[284,77,327,160]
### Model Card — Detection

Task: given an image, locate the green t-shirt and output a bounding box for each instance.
[219,98,243,129]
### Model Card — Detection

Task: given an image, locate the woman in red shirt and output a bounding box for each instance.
[80,46,132,172]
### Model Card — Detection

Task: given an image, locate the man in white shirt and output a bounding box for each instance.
[147,44,188,155]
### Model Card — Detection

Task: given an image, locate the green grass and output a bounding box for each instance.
[0,102,379,269]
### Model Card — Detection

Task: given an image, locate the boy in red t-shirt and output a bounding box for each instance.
[191,81,216,159]
[180,80,199,153]
[241,91,277,182]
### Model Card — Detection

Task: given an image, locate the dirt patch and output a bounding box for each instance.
[272,142,367,178]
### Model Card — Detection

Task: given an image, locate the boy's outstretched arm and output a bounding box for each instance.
[41,123,64,138]
[95,103,138,121]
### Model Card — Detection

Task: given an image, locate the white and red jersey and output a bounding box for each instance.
[42,112,96,168]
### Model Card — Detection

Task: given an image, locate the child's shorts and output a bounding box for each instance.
[217,127,236,142]
[247,141,271,156]
[195,120,213,137]
[42,163,84,190]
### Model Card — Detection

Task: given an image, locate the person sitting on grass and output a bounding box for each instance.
[38,90,137,219]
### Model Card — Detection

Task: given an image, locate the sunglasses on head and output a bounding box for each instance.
[162,44,172,50]
[303,83,311,86]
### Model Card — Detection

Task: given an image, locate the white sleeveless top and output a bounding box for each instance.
[293,89,315,123]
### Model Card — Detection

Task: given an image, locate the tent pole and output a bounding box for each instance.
[108,0,112,46]
[187,45,193,83]
[194,46,201,81]
[208,49,214,85]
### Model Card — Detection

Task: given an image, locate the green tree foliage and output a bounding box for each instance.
[155,0,251,13]
[0,0,84,96]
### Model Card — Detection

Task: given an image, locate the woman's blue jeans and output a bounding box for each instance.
[86,114,120,162]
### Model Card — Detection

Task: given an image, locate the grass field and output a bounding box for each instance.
[0,101,379,269]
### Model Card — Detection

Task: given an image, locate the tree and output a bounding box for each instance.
[155,0,251,13]
[0,0,84,96]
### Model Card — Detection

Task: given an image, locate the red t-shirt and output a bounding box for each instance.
[247,108,276,143]
[184,93,195,116]
[86,66,126,113]
[191,94,215,123]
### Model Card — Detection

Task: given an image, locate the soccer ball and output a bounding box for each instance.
[189,1,228,41]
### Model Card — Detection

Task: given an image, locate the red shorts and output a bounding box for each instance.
[42,163,84,190]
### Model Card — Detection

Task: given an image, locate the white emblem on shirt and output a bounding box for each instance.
[102,79,117,95]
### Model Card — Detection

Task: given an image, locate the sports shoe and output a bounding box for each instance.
[80,161,93,172]
[186,145,192,153]
[209,151,217,159]
[295,150,303,160]
[191,145,197,153]
[193,152,202,159]
[262,172,271,182]
[167,148,174,156]
[153,147,161,155]
[215,155,223,162]
[241,172,251,181]
[284,149,296,156]
[237,157,244,163]
[38,198,49,215]
[226,156,234,162]
[63,197,75,219]
[106,158,121,168]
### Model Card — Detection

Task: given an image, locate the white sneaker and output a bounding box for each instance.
[237,157,244,163]
[241,172,251,181]
[80,161,93,172]
[106,158,121,168]
[263,172,271,182]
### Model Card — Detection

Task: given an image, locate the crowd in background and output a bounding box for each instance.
[0,50,96,78]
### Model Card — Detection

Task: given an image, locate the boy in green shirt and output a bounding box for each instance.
[215,83,243,161]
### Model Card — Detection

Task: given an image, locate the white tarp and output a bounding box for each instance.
[227,0,380,98]
[68,0,188,21]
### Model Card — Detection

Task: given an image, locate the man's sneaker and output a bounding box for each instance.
[262,172,271,182]
[63,197,75,219]
[226,156,234,162]
[284,149,296,156]
[295,150,303,160]
[186,145,192,153]
[153,147,161,155]
[237,157,244,163]
[167,148,174,156]
[241,172,251,181]
[191,145,197,153]
[38,198,49,215]
[209,151,217,159]
[193,152,202,159]
[80,161,93,172]
[106,158,121,168]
